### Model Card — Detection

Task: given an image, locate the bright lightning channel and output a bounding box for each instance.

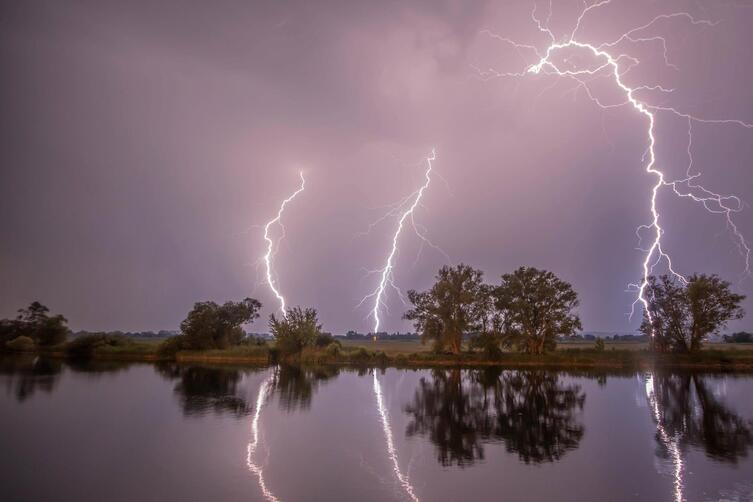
[358,150,437,334]
[263,172,305,317]
[478,1,753,331]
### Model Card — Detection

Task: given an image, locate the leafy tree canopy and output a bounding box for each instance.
[640,274,745,352]
[494,267,581,354]
[180,298,262,350]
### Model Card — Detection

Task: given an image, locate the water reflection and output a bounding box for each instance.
[272,365,339,413]
[156,364,255,417]
[404,369,586,466]
[0,355,62,402]
[247,374,280,502]
[374,371,420,502]
[645,371,753,502]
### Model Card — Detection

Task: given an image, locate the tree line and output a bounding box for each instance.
[402,264,745,355]
[1,264,746,357]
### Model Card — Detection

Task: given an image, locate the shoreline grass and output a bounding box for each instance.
[16,339,753,371]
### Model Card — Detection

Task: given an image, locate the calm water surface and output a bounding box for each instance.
[1,356,752,501]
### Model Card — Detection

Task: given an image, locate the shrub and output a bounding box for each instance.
[157,335,187,358]
[66,333,132,358]
[470,331,503,359]
[239,335,267,346]
[595,338,605,352]
[270,307,321,355]
[315,332,338,348]
[6,336,35,352]
[325,343,341,357]
[350,347,371,362]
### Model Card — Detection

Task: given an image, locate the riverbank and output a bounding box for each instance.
[12,340,753,371]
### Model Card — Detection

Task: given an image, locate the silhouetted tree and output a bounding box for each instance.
[493,267,581,354]
[0,301,70,348]
[180,298,262,350]
[404,264,487,354]
[269,306,321,355]
[640,275,745,352]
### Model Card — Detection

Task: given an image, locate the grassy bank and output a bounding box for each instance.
[14,338,753,371]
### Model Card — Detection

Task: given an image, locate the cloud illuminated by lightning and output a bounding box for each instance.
[263,172,306,317]
[358,150,438,334]
[477,1,752,331]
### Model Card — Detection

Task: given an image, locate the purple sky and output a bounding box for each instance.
[2,0,752,334]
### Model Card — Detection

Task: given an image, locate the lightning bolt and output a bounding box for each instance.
[358,149,438,334]
[263,172,305,317]
[479,1,752,333]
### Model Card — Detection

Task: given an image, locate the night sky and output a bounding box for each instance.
[1,0,752,333]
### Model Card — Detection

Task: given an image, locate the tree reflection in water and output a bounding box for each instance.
[271,365,338,413]
[404,368,586,467]
[156,364,255,417]
[0,355,62,402]
[646,371,753,502]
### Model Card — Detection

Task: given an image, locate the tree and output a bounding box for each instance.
[269,306,321,355]
[493,267,581,354]
[180,298,262,350]
[640,274,745,353]
[403,264,487,354]
[5,301,70,347]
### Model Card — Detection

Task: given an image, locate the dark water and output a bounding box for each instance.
[1,357,753,502]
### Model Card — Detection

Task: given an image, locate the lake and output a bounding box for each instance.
[1,356,752,502]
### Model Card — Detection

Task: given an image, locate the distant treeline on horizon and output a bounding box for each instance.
[70,329,751,344]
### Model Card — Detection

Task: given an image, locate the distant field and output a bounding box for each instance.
[123,335,753,354]
[339,338,753,353]
[339,339,430,354]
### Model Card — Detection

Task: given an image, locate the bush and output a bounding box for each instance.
[325,343,341,357]
[239,335,267,346]
[157,335,187,358]
[470,331,503,359]
[270,307,321,355]
[595,338,605,352]
[350,347,371,362]
[315,333,338,348]
[6,336,35,352]
[66,333,133,359]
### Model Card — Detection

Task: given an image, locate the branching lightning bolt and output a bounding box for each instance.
[479,1,752,332]
[358,150,438,334]
[263,172,305,317]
